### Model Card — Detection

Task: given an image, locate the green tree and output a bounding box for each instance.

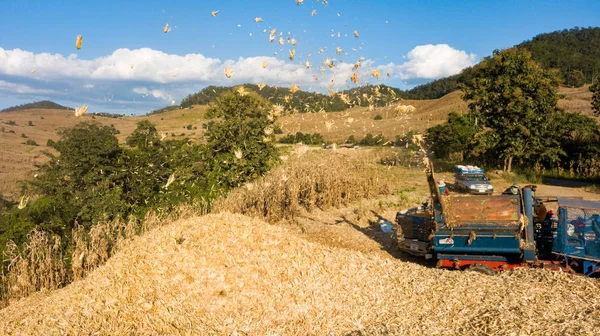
[564,70,586,88]
[126,120,160,150]
[204,89,279,189]
[461,48,563,172]
[425,112,478,160]
[30,122,125,228]
[591,75,600,116]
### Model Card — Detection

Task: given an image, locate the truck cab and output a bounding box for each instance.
[454,165,493,195]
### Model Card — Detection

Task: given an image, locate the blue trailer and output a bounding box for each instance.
[395,156,600,276]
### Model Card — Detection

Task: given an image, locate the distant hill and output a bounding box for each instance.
[0,100,73,112]
[402,26,600,100]
[173,84,406,115]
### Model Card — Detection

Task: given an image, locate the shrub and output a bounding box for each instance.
[24,139,39,146]
[564,70,585,88]
[374,114,383,120]
[27,121,34,126]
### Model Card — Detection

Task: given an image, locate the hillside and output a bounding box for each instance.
[0,211,597,334]
[0,100,73,113]
[403,26,600,100]
[0,85,594,200]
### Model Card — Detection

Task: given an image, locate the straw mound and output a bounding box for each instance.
[0,213,598,335]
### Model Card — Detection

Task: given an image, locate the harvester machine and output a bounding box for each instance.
[395,156,600,276]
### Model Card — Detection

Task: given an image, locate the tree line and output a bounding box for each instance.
[426,47,600,177]
[0,90,279,263]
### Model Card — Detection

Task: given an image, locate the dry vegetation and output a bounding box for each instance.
[0,212,598,335]
[1,146,599,335]
[1,84,594,200]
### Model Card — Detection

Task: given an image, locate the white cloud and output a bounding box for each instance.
[0,80,57,95]
[380,44,476,80]
[0,45,476,113]
[133,87,171,100]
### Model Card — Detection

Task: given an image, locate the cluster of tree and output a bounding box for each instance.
[519,27,600,84]
[279,132,327,145]
[0,90,279,258]
[426,48,600,176]
[344,131,420,151]
[147,105,180,116]
[1,101,73,113]
[91,112,125,119]
[179,84,347,113]
[177,84,409,115]
[403,27,600,100]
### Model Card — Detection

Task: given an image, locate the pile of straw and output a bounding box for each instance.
[0,213,598,335]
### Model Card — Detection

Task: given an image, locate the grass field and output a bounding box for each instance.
[0,85,595,200]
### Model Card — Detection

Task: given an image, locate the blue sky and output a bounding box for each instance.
[0,0,598,114]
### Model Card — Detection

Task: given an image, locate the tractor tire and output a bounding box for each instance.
[466,264,495,275]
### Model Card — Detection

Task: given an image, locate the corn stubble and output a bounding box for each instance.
[0,212,597,335]
[213,148,388,223]
[0,150,598,334]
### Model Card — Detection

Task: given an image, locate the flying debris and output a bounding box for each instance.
[323,58,334,68]
[164,173,175,189]
[290,84,300,94]
[354,61,361,69]
[224,67,234,78]
[258,83,266,90]
[234,149,243,160]
[273,104,284,116]
[269,35,275,43]
[75,105,88,117]
[164,23,170,33]
[17,196,29,210]
[30,69,36,74]
[336,46,343,55]
[371,69,381,79]
[305,60,311,68]
[353,30,359,38]
[387,72,391,77]
[211,10,219,17]
[351,72,359,85]
[75,35,83,50]
[311,9,317,16]
[289,49,295,61]
[171,100,176,105]
[291,38,297,45]
[359,56,365,61]
[161,132,167,141]
[237,86,248,96]
[296,0,303,4]
[262,61,268,68]
[279,37,285,44]
[328,88,336,97]
[319,47,325,54]
[254,17,263,23]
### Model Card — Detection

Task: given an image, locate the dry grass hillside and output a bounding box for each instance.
[0,85,595,200]
[0,106,209,200]
[0,212,598,335]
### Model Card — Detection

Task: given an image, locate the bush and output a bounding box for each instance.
[21,133,28,138]
[358,133,387,146]
[24,139,39,146]
[27,121,34,126]
[279,132,326,145]
[374,114,383,120]
[6,120,16,126]
[564,70,586,88]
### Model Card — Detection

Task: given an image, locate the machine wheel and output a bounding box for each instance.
[466,264,495,275]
